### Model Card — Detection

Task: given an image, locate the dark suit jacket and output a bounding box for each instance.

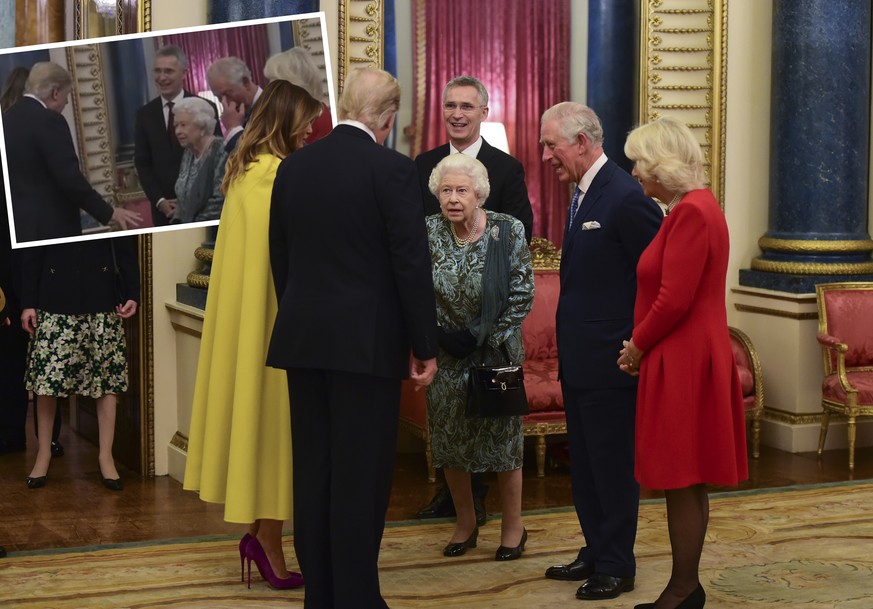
[556,158,663,389]
[134,92,220,226]
[3,97,114,243]
[414,138,534,242]
[19,236,140,315]
[268,124,438,378]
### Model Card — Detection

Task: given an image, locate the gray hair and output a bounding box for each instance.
[443,75,489,106]
[263,48,325,102]
[24,62,72,101]
[338,67,400,131]
[428,154,491,204]
[541,101,604,147]
[155,45,188,70]
[207,56,251,86]
[624,116,706,193]
[173,96,216,134]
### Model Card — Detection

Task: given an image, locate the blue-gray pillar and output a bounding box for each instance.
[740,0,873,293]
[0,0,14,49]
[587,0,637,173]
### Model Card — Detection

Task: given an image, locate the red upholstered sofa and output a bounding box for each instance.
[398,238,566,480]
[728,326,763,458]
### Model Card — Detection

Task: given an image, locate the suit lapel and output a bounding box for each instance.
[564,160,616,242]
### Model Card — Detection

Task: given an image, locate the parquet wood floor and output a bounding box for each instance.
[1,404,870,553]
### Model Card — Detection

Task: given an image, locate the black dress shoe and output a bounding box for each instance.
[26,476,47,489]
[416,485,455,519]
[575,573,635,600]
[50,441,64,457]
[495,528,527,561]
[442,527,478,557]
[545,557,595,581]
[635,584,705,609]
[102,477,123,491]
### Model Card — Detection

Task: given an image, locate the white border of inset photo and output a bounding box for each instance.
[1,11,336,249]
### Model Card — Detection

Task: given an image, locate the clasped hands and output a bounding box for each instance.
[617,338,643,377]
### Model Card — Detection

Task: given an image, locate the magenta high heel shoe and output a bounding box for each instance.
[245,536,304,590]
[238,533,253,582]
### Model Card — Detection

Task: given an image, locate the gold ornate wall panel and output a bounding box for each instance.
[293,17,330,102]
[640,0,727,204]
[338,0,385,90]
[74,0,151,39]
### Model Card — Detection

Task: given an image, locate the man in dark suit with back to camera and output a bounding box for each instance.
[268,67,438,609]
[134,45,219,226]
[539,102,662,602]
[413,74,534,526]
[4,62,140,243]
[415,74,533,242]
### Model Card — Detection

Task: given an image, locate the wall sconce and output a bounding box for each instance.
[480,122,510,154]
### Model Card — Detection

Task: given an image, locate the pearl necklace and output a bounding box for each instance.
[451,208,481,247]
[665,192,683,215]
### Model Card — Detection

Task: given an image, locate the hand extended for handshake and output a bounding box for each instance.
[110,206,143,231]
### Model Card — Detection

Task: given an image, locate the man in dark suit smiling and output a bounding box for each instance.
[540,102,662,602]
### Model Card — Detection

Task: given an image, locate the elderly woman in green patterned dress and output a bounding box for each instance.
[169,96,227,224]
[425,153,534,561]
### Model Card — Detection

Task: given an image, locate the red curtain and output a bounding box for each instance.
[411,0,571,245]
[158,24,270,96]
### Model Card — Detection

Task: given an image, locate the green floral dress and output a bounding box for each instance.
[425,211,534,472]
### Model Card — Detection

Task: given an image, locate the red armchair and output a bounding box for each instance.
[729,326,763,458]
[398,237,567,480]
[815,282,873,470]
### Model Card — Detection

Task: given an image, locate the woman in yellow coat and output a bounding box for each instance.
[184,80,323,588]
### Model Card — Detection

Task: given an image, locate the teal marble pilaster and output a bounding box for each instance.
[740,0,873,292]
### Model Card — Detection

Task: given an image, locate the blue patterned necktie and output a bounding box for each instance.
[568,187,581,228]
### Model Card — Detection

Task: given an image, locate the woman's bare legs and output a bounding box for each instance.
[496,468,524,546]
[96,394,120,480]
[654,483,709,608]
[255,518,291,578]
[444,468,476,542]
[28,395,56,478]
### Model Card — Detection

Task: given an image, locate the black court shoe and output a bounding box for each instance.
[442,527,479,557]
[495,528,527,561]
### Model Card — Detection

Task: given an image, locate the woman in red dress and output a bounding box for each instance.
[619,117,748,609]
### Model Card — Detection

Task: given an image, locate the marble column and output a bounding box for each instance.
[14,0,64,45]
[586,0,637,173]
[0,0,14,48]
[739,0,873,293]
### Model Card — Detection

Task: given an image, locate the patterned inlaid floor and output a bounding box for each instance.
[1,482,871,608]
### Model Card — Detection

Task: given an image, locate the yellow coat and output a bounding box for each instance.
[183,154,292,523]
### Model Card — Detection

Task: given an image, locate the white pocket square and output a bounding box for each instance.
[581,221,601,230]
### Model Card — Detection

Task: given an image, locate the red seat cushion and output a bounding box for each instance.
[522,358,562,412]
[822,371,873,404]
[522,272,560,360]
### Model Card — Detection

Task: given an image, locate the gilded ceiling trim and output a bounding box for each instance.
[639,0,727,206]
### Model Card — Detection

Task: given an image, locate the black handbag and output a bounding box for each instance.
[466,362,529,418]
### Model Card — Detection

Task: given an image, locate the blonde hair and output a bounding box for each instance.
[624,117,705,193]
[337,67,400,132]
[221,80,321,192]
[263,48,325,102]
[24,62,71,101]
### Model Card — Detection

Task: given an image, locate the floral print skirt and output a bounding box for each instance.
[25,310,128,398]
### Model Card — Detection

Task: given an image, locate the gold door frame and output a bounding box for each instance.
[74,0,151,40]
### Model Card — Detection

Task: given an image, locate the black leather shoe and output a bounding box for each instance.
[26,476,47,489]
[575,574,635,600]
[495,527,527,561]
[635,584,705,609]
[473,484,488,526]
[0,546,6,558]
[50,441,64,457]
[416,485,455,519]
[102,477,123,491]
[545,557,596,581]
[442,527,478,557]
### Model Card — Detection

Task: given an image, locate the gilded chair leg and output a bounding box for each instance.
[817,412,830,456]
[536,436,546,478]
[752,413,761,459]
[847,416,856,471]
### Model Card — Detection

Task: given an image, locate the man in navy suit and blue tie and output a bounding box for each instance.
[540,102,662,601]
[206,57,263,154]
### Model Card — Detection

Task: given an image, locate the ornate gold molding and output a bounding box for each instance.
[338,0,384,91]
[764,407,833,426]
[758,237,873,253]
[529,237,561,271]
[639,0,727,206]
[750,258,873,275]
[170,431,188,452]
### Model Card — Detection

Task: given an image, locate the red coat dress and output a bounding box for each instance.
[631,189,748,489]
